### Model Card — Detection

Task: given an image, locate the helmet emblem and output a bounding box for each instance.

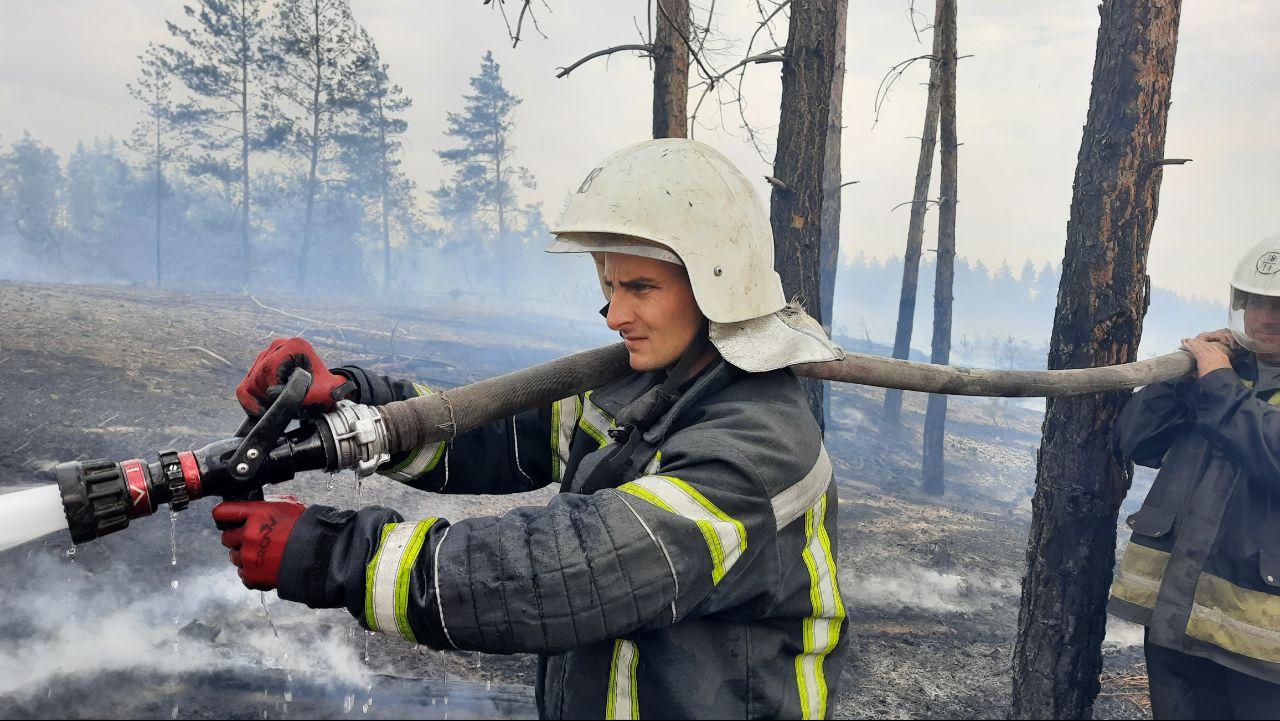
[1257,252,1280,275]
[577,167,603,194]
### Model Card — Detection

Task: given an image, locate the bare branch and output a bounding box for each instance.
[1150,158,1192,167]
[555,44,654,78]
[656,0,716,83]
[839,180,860,188]
[873,54,936,128]
[764,175,790,192]
[890,197,940,212]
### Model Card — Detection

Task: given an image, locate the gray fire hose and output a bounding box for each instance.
[363,342,1204,459]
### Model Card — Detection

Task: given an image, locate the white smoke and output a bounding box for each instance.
[0,555,368,698]
[847,564,1018,614]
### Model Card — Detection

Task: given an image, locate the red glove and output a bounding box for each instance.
[213,498,306,591]
[236,337,354,415]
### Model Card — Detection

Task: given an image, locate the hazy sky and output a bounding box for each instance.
[2,1,1276,302]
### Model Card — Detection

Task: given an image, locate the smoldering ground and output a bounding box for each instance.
[0,281,1156,718]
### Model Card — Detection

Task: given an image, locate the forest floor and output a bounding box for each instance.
[0,280,1152,719]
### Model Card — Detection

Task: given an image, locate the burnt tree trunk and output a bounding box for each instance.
[920,0,957,496]
[883,2,944,426]
[770,0,844,430]
[652,0,690,138]
[1011,1,1182,717]
[817,0,848,431]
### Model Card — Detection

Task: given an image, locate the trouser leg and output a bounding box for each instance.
[1224,662,1280,721]
[1144,632,1233,720]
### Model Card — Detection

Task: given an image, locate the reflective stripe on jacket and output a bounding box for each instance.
[281,360,849,718]
[1110,356,1280,683]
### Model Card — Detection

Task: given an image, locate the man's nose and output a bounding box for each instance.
[606,294,633,331]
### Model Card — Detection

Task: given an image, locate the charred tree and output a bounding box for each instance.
[1011,1,1182,717]
[770,0,845,430]
[920,0,957,496]
[883,2,945,426]
[817,0,849,430]
[652,0,690,138]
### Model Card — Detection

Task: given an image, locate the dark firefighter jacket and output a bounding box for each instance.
[276,359,849,719]
[1110,354,1280,684]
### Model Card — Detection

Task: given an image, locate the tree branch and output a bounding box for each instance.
[555,44,653,78]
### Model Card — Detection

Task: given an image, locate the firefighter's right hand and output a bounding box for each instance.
[236,337,355,415]
[213,498,306,592]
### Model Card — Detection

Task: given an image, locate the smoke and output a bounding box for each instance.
[0,554,369,698]
[1103,617,1146,650]
[847,565,1018,614]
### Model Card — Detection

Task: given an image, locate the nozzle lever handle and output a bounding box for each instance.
[228,368,312,483]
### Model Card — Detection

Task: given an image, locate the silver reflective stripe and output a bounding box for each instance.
[366,519,437,643]
[606,639,640,720]
[771,444,832,531]
[382,383,446,483]
[551,395,581,483]
[795,494,845,720]
[612,490,680,623]
[619,475,747,584]
[579,391,616,449]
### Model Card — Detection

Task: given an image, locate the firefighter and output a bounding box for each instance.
[1110,238,1280,718]
[214,139,850,719]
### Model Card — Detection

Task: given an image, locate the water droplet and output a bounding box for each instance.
[283,692,292,702]
[343,694,355,713]
[170,580,180,590]
[65,547,76,557]
[170,704,179,720]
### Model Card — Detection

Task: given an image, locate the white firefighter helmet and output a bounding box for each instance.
[1228,235,1280,353]
[547,138,843,372]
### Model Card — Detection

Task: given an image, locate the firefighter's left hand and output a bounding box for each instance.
[213,497,306,592]
[1181,337,1233,379]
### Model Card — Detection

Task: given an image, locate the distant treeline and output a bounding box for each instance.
[832,252,1227,366]
[0,0,553,299]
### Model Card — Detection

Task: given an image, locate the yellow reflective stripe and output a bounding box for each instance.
[393,519,437,644]
[1110,543,1171,610]
[795,494,845,720]
[618,474,746,584]
[1184,571,1280,663]
[383,384,446,481]
[367,519,438,643]
[645,450,662,475]
[364,523,397,632]
[606,639,639,720]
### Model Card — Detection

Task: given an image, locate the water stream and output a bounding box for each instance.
[0,484,69,553]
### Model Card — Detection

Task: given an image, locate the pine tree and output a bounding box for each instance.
[431,51,534,295]
[163,0,270,283]
[337,29,415,292]
[0,132,65,263]
[127,44,175,287]
[263,0,362,293]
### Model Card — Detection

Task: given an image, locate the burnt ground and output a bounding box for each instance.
[0,280,1151,719]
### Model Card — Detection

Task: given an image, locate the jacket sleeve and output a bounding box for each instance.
[1117,377,1195,468]
[1186,367,1280,484]
[275,427,787,655]
[334,364,577,495]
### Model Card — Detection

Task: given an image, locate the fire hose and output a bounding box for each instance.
[53,341,1208,545]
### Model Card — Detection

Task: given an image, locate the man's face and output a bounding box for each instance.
[601,252,704,371]
[1244,294,1280,353]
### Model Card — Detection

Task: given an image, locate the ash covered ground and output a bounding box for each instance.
[0,280,1153,719]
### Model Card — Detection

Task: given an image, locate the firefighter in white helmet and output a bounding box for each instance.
[215,139,850,719]
[1111,237,1280,718]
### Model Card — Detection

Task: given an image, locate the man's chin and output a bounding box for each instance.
[627,351,667,373]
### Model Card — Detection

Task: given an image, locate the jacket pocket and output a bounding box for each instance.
[1125,506,1176,538]
[1261,550,1280,588]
